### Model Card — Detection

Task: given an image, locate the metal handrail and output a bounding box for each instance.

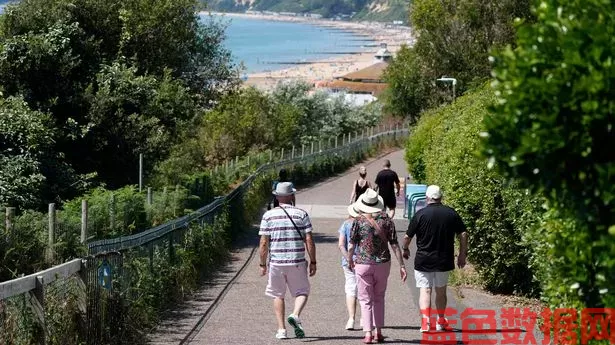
[87,128,407,254]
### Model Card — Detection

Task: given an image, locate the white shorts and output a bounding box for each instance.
[414,270,450,288]
[343,266,358,297]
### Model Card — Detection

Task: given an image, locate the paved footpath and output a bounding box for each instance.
[150,150,535,345]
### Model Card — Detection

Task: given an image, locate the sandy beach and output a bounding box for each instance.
[203,11,415,90]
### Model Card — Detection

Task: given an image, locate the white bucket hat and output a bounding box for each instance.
[354,188,384,214]
[272,182,296,196]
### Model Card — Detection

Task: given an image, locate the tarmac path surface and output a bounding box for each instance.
[150,150,524,345]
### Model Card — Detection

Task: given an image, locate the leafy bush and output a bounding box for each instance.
[406,86,541,296]
[484,0,615,308]
[154,81,383,182]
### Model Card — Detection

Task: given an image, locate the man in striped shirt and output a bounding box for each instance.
[259,182,317,340]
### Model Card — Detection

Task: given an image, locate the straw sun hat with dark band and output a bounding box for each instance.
[353,188,385,214]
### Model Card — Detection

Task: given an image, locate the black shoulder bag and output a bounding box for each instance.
[279,206,305,242]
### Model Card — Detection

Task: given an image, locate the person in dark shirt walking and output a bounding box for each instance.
[401,185,468,333]
[374,159,401,218]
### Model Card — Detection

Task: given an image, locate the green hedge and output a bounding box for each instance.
[406,86,541,296]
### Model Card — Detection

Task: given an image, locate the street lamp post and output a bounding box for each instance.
[436,76,457,100]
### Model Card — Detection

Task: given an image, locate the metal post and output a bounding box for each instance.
[281,148,285,161]
[335,136,338,148]
[311,142,314,154]
[270,150,273,162]
[81,200,88,244]
[235,156,239,165]
[319,141,322,152]
[147,187,153,206]
[48,203,55,263]
[302,144,305,157]
[139,153,143,192]
[292,146,295,159]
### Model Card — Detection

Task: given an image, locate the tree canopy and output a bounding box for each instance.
[0,0,238,208]
[383,0,531,121]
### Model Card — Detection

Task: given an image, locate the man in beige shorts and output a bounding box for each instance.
[259,182,317,339]
[402,185,468,332]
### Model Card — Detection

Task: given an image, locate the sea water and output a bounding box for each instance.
[0,7,369,74]
[202,13,371,74]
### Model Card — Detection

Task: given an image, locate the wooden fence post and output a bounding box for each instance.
[174,184,180,217]
[81,199,88,244]
[29,275,46,344]
[269,150,273,162]
[47,203,56,263]
[109,193,116,232]
[5,206,15,235]
[281,148,284,161]
[139,153,143,192]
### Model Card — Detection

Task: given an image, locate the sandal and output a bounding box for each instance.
[374,334,385,343]
[363,334,373,344]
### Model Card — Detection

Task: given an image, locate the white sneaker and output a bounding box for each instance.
[345,318,355,330]
[287,314,305,338]
[275,329,288,339]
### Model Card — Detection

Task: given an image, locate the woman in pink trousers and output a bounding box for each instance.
[347,189,407,344]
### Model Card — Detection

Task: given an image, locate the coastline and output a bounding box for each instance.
[202,11,414,90]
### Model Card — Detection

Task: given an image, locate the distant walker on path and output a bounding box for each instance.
[349,166,372,204]
[374,159,401,218]
[402,185,468,333]
[258,182,317,340]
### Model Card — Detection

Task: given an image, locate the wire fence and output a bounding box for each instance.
[0,126,408,345]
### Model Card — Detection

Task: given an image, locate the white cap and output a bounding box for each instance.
[426,185,442,199]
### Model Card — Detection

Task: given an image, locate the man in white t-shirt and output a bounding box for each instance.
[259,182,317,339]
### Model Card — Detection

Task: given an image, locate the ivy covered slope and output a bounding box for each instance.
[206,0,410,22]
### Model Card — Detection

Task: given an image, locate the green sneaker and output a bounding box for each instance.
[287,314,305,338]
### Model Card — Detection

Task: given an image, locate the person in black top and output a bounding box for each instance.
[349,166,372,204]
[374,159,401,218]
[269,169,295,210]
[401,185,468,333]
